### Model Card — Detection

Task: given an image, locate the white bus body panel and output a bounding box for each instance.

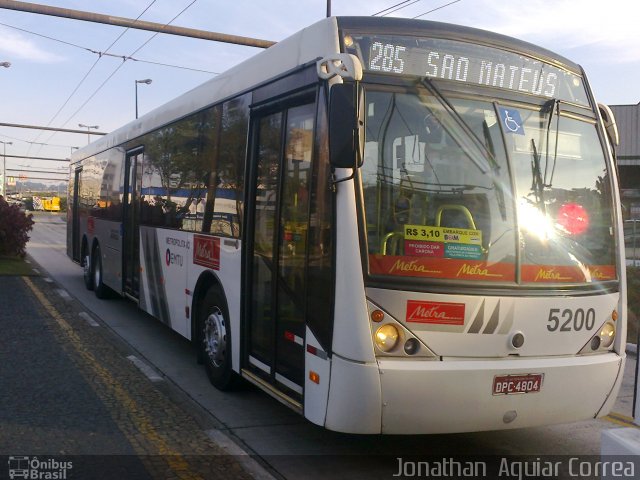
[185,236,243,373]
[138,227,190,336]
[304,328,331,427]
[367,288,622,358]
[94,219,122,291]
[136,227,242,375]
[377,354,621,434]
[332,172,375,363]
[325,355,382,433]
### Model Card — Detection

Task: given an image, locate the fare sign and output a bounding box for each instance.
[344,33,589,106]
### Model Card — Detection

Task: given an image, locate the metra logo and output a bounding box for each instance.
[165,248,183,267]
[587,267,610,280]
[534,268,571,281]
[456,263,501,277]
[389,259,439,274]
[193,235,220,270]
[406,300,465,325]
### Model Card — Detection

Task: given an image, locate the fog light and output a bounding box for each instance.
[590,336,601,351]
[511,332,525,349]
[403,338,420,355]
[599,322,615,348]
[375,324,399,352]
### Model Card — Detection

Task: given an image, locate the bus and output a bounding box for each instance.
[67,16,626,434]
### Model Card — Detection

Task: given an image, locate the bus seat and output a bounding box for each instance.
[436,204,477,230]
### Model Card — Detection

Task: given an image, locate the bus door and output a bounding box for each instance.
[70,167,82,262]
[246,98,316,400]
[123,148,143,299]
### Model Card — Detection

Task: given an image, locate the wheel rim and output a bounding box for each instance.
[93,254,101,287]
[203,307,226,368]
[83,254,91,280]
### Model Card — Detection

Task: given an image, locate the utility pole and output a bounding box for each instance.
[1,140,12,197]
[0,1,275,48]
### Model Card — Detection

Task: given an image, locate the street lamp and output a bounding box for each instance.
[78,124,99,145]
[1,141,13,197]
[135,78,152,119]
[0,61,10,68]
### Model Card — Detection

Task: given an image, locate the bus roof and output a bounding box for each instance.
[72,16,582,163]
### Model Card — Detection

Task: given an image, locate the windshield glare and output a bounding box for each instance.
[361,85,617,284]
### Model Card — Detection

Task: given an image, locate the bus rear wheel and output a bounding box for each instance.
[82,250,94,291]
[92,245,110,299]
[199,288,235,390]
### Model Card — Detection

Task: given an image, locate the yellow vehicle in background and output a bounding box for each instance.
[33,196,61,212]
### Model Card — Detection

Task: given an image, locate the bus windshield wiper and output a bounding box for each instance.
[542,98,560,188]
[420,76,494,174]
[530,138,546,208]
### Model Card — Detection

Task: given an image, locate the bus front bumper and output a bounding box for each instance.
[377,353,623,434]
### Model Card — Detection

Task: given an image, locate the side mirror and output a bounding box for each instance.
[329,83,365,169]
[598,103,619,147]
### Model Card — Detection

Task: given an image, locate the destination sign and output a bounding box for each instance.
[344,34,589,106]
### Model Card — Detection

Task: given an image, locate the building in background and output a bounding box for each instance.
[610,103,640,219]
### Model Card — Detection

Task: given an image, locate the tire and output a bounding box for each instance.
[92,245,110,299]
[82,247,94,291]
[198,288,235,390]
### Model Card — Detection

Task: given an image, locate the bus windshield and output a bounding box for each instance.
[361,83,617,285]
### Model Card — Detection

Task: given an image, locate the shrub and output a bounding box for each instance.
[0,196,34,257]
[626,266,640,344]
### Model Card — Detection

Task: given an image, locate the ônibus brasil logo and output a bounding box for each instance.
[406,300,465,325]
[8,456,72,479]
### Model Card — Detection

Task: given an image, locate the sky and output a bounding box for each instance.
[0,0,639,188]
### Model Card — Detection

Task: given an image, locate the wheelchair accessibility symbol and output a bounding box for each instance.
[498,107,525,135]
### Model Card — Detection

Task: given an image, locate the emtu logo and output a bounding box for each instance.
[165,248,184,267]
[406,300,465,325]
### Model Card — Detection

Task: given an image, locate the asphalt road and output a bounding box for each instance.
[24,211,639,479]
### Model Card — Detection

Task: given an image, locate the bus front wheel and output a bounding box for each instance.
[198,288,235,390]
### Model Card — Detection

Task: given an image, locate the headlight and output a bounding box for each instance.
[375,324,399,352]
[599,322,616,348]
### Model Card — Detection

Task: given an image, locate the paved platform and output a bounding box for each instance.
[0,272,255,480]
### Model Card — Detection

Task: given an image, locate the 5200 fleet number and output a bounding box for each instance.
[547,308,596,332]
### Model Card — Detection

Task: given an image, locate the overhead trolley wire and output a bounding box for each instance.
[56,0,200,133]
[28,0,159,155]
[412,0,462,19]
[0,21,217,74]
[374,0,424,16]
[371,1,415,16]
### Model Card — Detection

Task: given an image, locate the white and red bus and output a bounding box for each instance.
[68,16,626,434]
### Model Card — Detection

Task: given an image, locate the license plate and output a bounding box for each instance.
[492,374,544,395]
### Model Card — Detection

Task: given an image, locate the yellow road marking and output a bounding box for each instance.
[24,277,203,480]
[605,412,639,428]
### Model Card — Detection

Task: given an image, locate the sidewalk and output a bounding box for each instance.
[0,267,254,480]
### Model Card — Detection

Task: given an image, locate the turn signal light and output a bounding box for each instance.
[371,309,385,322]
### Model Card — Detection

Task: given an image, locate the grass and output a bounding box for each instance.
[0,255,38,276]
